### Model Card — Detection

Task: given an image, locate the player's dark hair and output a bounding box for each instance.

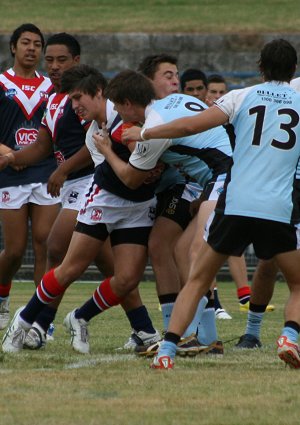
[61,64,107,96]
[207,74,227,86]
[45,32,81,57]
[138,54,178,80]
[258,39,297,82]
[105,70,155,107]
[10,23,44,57]
[180,68,208,90]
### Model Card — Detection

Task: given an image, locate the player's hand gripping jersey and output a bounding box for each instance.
[94,114,157,202]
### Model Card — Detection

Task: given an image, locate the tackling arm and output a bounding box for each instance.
[93,127,149,189]
[122,106,228,142]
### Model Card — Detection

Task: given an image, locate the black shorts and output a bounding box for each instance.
[75,222,151,247]
[205,213,300,260]
[156,184,193,230]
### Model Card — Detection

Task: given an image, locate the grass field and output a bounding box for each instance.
[0,0,300,33]
[1,280,299,425]
[1,3,300,425]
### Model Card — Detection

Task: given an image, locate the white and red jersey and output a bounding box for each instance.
[0,68,56,188]
[94,113,157,202]
[41,92,94,181]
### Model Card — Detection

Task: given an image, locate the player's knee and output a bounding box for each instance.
[256,260,278,282]
[2,247,25,265]
[113,273,140,297]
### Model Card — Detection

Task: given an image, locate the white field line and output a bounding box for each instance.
[0,353,279,373]
[65,354,135,369]
[0,354,137,372]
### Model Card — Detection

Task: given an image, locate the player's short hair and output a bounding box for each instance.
[138,54,178,80]
[10,23,44,57]
[258,39,297,82]
[180,68,208,90]
[45,32,81,57]
[207,74,227,86]
[105,70,155,107]
[61,64,107,96]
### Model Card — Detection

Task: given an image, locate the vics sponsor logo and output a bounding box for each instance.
[15,128,38,146]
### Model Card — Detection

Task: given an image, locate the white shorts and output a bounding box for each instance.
[78,184,156,233]
[0,183,61,209]
[61,175,92,211]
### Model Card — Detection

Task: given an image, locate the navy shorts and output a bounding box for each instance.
[205,212,300,260]
[156,184,194,230]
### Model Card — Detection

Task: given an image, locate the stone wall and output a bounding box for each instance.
[1,32,300,86]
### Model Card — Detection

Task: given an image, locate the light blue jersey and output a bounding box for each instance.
[130,94,231,188]
[216,81,300,224]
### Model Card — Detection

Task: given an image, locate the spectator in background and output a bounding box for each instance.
[180,68,207,101]
[205,74,228,106]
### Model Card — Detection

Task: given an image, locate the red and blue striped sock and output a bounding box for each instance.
[20,269,65,325]
[75,277,123,322]
[237,285,251,305]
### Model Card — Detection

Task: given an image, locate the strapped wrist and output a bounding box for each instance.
[140,128,147,141]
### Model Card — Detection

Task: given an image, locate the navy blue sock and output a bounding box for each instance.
[164,331,181,345]
[75,297,101,322]
[20,293,46,325]
[35,306,57,332]
[126,305,156,333]
[213,287,223,310]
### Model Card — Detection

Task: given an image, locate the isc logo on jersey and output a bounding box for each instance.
[22,85,36,92]
[15,128,38,146]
